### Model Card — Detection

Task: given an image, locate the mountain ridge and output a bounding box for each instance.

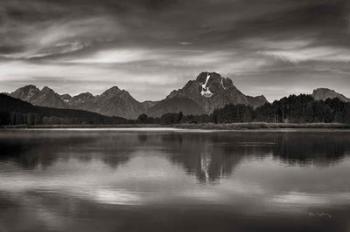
[8,72,349,119]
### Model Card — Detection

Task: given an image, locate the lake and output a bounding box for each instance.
[0,128,350,232]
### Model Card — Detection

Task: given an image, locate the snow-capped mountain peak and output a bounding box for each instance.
[201,74,213,97]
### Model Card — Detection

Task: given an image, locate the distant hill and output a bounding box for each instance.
[0,94,128,126]
[312,88,350,102]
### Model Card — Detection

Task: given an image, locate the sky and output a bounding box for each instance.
[0,0,350,101]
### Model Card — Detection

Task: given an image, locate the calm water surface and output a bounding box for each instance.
[0,129,350,232]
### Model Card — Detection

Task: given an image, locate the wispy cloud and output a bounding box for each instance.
[0,16,122,59]
[261,46,350,63]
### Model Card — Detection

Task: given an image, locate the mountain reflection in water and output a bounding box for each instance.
[0,129,350,232]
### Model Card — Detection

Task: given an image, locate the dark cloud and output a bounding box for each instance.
[1,0,348,49]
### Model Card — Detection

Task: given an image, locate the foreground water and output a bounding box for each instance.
[0,129,350,232]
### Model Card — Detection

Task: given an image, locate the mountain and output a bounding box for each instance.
[246,95,268,108]
[68,92,95,108]
[93,87,144,119]
[10,85,40,102]
[147,72,268,117]
[312,88,350,102]
[10,85,145,119]
[0,94,127,125]
[30,87,67,108]
[10,85,67,108]
[66,87,145,119]
[60,94,72,103]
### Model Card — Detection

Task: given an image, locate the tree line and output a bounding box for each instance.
[1,93,350,126]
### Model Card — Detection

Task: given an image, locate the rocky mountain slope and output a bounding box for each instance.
[10,85,67,108]
[147,72,268,117]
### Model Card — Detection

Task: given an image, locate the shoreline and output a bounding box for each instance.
[174,122,350,130]
[1,122,350,130]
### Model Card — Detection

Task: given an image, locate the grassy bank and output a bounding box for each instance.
[174,122,350,130]
[2,122,350,130]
